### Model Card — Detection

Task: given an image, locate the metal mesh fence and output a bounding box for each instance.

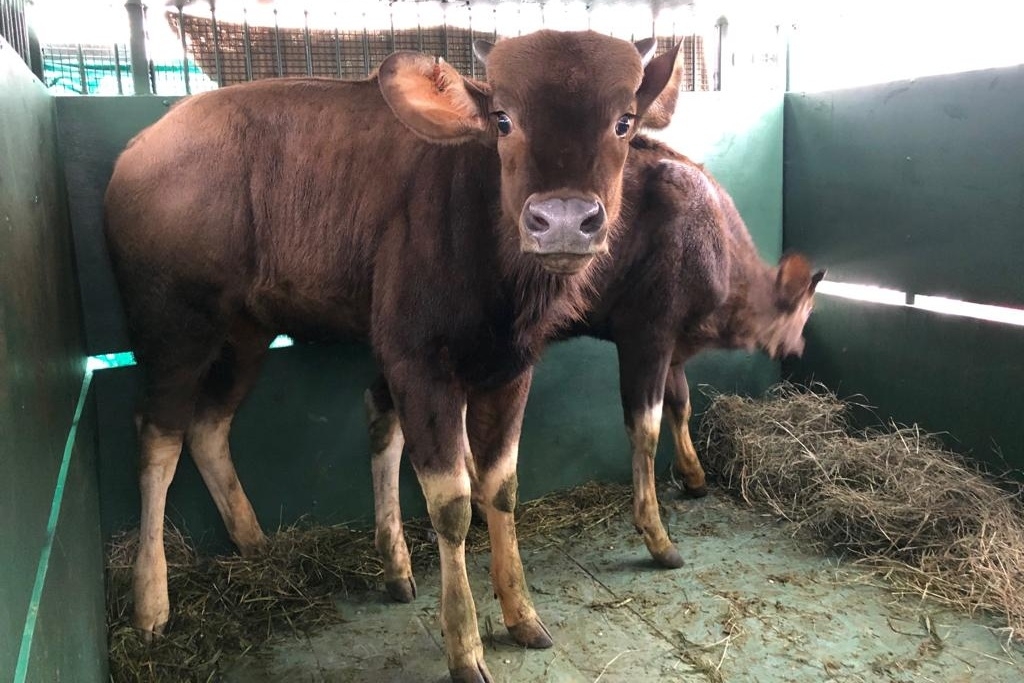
[42,43,131,95]
[38,3,712,96]
[1,0,30,66]
[167,13,505,86]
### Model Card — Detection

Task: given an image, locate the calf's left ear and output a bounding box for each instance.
[635,41,683,129]
[378,52,490,144]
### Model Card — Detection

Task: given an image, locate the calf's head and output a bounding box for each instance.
[378,30,681,274]
[760,254,826,358]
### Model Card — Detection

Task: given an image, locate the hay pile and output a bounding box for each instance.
[106,522,379,682]
[106,481,632,682]
[699,382,1024,641]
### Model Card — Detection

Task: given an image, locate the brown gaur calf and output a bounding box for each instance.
[367,133,824,593]
[103,31,682,682]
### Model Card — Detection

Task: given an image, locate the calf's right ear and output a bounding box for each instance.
[378,51,491,144]
[637,41,683,129]
[775,253,816,310]
[636,41,683,129]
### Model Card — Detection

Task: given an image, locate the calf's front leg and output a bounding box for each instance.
[467,372,552,649]
[390,369,491,683]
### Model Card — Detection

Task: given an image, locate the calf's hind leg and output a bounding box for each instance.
[132,327,227,636]
[617,343,684,568]
[664,363,708,497]
[365,375,416,602]
[134,418,187,637]
[185,321,274,555]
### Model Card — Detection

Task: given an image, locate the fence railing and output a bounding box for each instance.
[37,1,718,97]
[1,0,31,67]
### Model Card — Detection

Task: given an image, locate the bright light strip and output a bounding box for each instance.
[815,280,1024,327]
[86,335,296,372]
[268,335,296,349]
[915,295,1024,327]
[814,280,907,306]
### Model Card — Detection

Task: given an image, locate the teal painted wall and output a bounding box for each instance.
[0,48,106,682]
[784,66,1024,472]
[58,92,784,543]
[785,65,1024,306]
[26,394,107,683]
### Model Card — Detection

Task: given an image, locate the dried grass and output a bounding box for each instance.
[105,481,632,682]
[699,382,1024,641]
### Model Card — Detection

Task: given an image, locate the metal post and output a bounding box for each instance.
[361,21,370,77]
[468,4,475,79]
[76,43,89,95]
[388,1,396,54]
[210,0,223,86]
[442,10,449,61]
[113,43,124,94]
[690,32,697,91]
[273,8,283,76]
[124,0,151,94]
[715,16,727,92]
[333,21,342,78]
[15,0,29,61]
[242,7,253,81]
[177,7,191,94]
[304,10,313,76]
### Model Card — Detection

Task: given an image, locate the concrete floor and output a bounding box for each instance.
[226,489,1024,682]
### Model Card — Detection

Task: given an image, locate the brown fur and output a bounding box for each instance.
[581,134,823,363]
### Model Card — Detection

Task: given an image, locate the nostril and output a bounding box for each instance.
[525,204,551,233]
[580,213,602,235]
[579,203,605,235]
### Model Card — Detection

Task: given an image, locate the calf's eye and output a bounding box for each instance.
[494,112,513,136]
[615,115,634,137]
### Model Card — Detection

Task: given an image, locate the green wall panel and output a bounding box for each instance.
[0,49,91,679]
[26,394,107,683]
[784,65,1024,306]
[55,95,178,355]
[785,297,1023,473]
[783,67,1023,476]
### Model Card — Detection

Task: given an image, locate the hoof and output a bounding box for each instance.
[449,661,494,683]
[237,532,268,558]
[136,620,167,644]
[507,616,554,649]
[385,576,417,603]
[685,484,709,498]
[652,545,685,569]
[133,597,169,641]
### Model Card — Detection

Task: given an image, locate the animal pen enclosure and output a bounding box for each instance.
[2,1,1024,681]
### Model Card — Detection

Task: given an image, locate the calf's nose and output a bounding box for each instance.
[523,197,606,237]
